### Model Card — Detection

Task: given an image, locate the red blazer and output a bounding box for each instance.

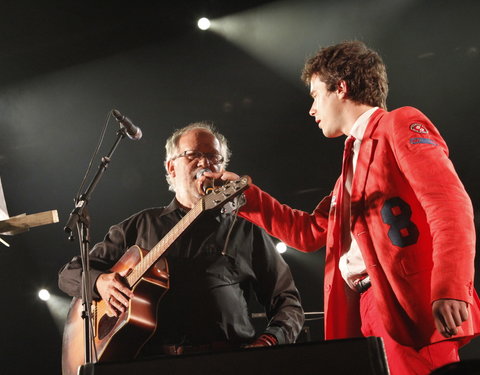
[239,107,480,349]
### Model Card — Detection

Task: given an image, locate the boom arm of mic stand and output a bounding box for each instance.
[63,127,127,366]
[64,128,127,238]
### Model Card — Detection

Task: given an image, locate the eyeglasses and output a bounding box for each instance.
[172,150,224,165]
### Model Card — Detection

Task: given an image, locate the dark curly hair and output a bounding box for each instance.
[301,41,388,109]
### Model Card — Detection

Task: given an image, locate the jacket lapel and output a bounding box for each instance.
[351,109,385,204]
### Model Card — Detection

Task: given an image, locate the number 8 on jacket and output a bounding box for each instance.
[381,197,419,247]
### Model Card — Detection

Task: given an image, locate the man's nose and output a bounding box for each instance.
[196,156,210,168]
[309,104,316,117]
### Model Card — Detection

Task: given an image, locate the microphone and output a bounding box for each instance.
[196,168,215,194]
[112,109,143,140]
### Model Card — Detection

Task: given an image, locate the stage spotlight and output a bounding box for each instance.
[197,17,211,30]
[44,294,72,333]
[38,289,51,301]
[276,241,287,254]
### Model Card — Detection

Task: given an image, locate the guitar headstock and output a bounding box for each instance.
[203,176,249,211]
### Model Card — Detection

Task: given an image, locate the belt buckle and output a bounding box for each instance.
[174,345,184,355]
[355,275,371,293]
[162,345,184,355]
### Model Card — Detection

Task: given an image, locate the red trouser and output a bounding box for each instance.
[360,288,460,375]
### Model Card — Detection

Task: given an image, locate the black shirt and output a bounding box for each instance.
[58,198,304,351]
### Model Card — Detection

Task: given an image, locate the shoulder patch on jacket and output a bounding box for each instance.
[409,123,429,134]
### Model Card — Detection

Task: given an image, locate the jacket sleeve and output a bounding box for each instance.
[238,183,329,252]
[58,222,131,300]
[250,225,305,344]
[389,107,476,304]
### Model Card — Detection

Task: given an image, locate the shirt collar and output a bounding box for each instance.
[161,197,221,221]
[349,107,379,142]
[160,198,186,216]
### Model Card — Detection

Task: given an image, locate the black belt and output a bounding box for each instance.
[161,341,236,356]
[355,276,371,293]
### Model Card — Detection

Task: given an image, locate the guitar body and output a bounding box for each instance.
[62,245,169,375]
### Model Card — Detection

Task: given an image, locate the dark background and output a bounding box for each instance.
[0,0,479,373]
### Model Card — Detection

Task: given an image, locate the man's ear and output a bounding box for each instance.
[336,80,348,99]
[166,160,175,178]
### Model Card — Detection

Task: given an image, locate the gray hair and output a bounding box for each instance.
[164,122,231,191]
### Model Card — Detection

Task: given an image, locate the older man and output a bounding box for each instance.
[59,122,304,364]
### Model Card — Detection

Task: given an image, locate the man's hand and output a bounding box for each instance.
[244,333,278,348]
[195,170,252,196]
[201,171,251,185]
[96,271,134,317]
[432,298,469,338]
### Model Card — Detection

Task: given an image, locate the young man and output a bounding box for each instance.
[59,123,304,368]
[206,41,480,374]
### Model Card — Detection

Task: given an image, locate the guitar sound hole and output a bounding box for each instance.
[98,314,119,340]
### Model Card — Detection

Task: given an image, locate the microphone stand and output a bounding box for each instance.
[64,127,128,367]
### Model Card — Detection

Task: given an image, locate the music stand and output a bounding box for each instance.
[0,210,59,236]
[0,176,59,245]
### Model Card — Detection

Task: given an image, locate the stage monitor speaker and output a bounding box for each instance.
[79,336,389,375]
[430,359,480,374]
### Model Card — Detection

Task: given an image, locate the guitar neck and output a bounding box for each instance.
[126,200,203,286]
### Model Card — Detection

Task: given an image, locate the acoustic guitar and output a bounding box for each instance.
[62,177,249,375]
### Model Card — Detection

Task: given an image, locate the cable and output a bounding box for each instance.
[74,111,112,201]
[221,198,241,256]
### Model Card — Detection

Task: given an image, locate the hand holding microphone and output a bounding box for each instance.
[201,170,251,185]
[196,169,252,196]
[196,168,216,195]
